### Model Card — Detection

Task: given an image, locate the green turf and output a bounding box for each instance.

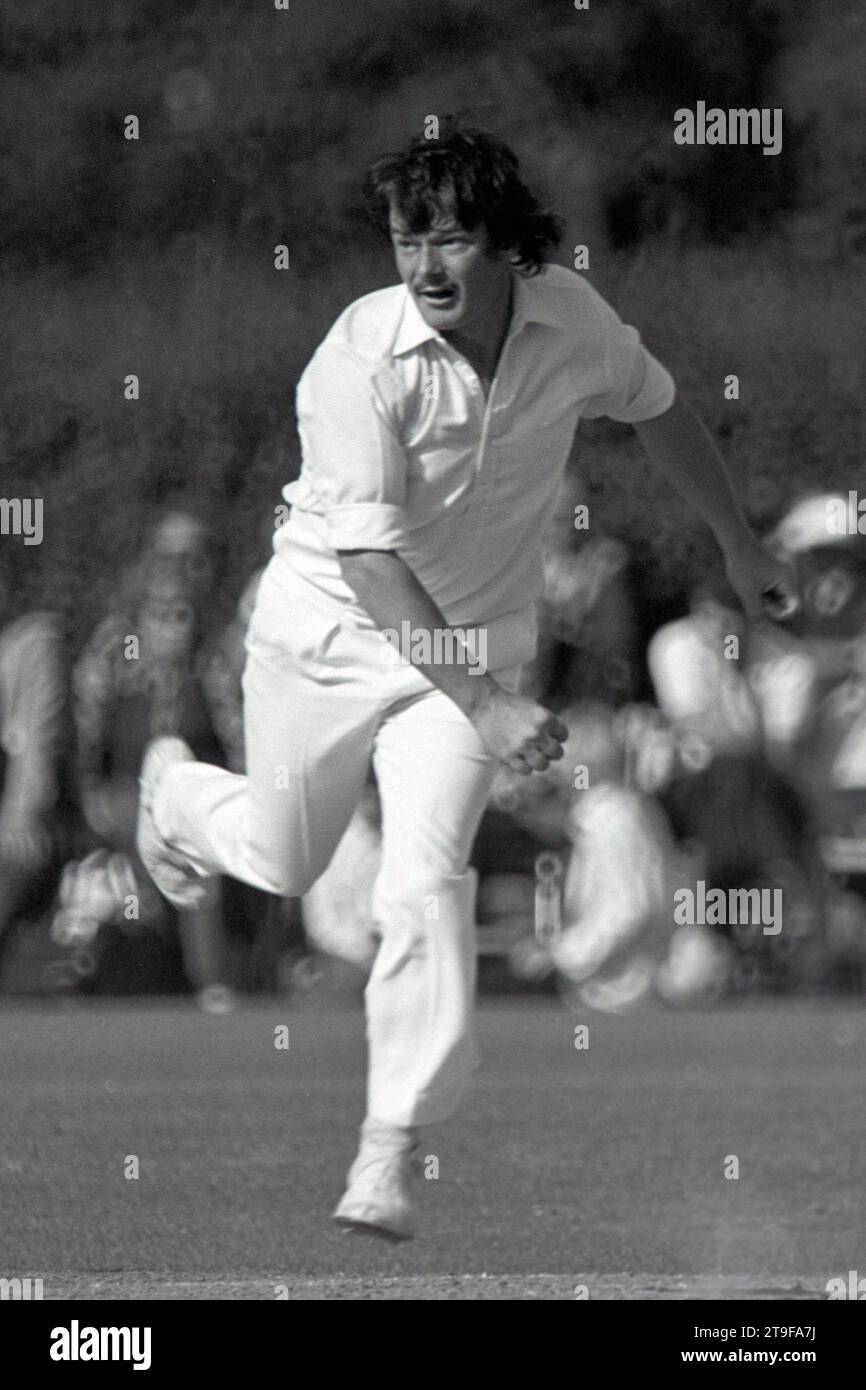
[0,996,861,1299]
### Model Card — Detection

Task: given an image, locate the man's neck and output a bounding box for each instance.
[444,278,514,386]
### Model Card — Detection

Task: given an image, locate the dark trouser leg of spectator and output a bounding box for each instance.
[0,861,41,975]
[176,876,235,1011]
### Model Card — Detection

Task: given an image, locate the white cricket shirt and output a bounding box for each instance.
[276,262,675,671]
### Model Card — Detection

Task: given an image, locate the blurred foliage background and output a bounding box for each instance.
[1,0,865,640]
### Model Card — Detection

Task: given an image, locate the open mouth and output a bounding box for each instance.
[417,286,457,307]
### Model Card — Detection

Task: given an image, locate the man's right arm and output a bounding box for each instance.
[298,340,567,769]
[338,548,568,775]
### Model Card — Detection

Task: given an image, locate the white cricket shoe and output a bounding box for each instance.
[136,737,207,910]
[332,1120,419,1241]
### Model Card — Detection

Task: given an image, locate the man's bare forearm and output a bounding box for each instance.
[337,548,498,718]
[1,751,56,823]
[633,393,755,558]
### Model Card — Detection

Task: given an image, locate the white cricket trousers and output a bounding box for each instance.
[153,550,520,1127]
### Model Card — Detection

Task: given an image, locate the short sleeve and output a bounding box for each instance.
[580,298,676,423]
[294,343,408,551]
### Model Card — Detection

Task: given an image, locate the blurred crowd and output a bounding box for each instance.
[0,506,293,1010]
[474,489,866,1008]
[3,489,866,1011]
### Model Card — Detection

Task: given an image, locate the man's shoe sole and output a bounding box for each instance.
[332,1212,414,1242]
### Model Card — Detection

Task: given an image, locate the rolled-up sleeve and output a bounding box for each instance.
[295,343,408,551]
[580,299,676,424]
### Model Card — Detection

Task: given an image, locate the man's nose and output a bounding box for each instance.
[416,243,443,281]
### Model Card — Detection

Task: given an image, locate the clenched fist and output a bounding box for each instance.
[469,687,569,775]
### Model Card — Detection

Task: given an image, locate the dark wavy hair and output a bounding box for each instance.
[362,122,563,276]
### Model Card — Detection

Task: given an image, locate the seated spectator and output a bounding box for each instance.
[648,585,759,764]
[72,545,236,1010]
[133,505,222,611]
[648,573,823,992]
[524,535,643,707]
[0,556,78,979]
[756,493,866,983]
[484,689,730,1006]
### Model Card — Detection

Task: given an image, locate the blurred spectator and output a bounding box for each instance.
[648,586,759,762]
[648,572,824,991]
[756,494,866,983]
[71,521,239,1010]
[134,506,222,610]
[524,535,643,707]
[518,471,645,706]
[484,696,729,1006]
[0,556,79,978]
[757,493,866,783]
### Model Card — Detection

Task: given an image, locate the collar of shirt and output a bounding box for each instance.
[389,271,565,359]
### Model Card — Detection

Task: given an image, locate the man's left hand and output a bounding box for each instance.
[724,537,800,621]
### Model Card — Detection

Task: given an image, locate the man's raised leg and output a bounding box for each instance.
[139,639,379,902]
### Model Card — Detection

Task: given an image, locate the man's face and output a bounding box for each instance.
[150,514,213,597]
[389,203,512,337]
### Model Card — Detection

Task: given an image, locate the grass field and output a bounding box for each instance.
[1,995,862,1300]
